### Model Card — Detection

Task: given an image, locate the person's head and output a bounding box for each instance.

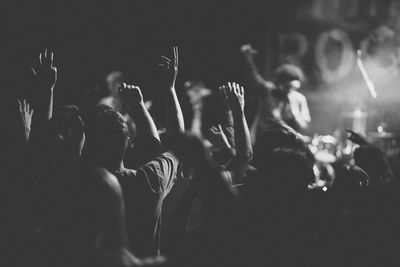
[39,167,129,266]
[274,63,303,93]
[354,145,393,186]
[246,148,314,226]
[83,105,129,170]
[331,164,373,211]
[258,148,314,192]
[106,71,124,96]
[46,105,85,161]
[253,122,314,170]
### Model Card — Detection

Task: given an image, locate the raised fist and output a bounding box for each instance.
[119,83,144,108]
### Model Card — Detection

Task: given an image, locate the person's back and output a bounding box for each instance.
[115,151,179,257]
[83,105,180,257]
[240,148,316,266]
[36,166,157,267]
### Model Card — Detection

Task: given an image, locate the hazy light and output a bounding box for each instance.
[357,50,377,98]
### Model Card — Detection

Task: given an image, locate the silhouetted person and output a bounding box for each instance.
[37,166,166,266]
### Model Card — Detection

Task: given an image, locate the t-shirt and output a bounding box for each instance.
[124,136,164,169]
[114,151,180,258]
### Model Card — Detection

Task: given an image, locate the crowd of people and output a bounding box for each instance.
[1,44,400,267]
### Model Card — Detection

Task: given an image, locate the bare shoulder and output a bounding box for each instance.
[288,90,307,102]
[99,96,114,107]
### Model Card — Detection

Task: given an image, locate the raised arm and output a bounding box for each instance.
[240,44,268,88]
[208,124,233,152]
[241,45,276,144]
[17,99,34,144]
[119,83,160,141]
[164,133,245,264]
[29,49,57,145]
[221,82,253,184]
[158,46,185,134]
[218,89,235,149]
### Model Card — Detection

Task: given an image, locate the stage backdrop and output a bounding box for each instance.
[265,0,400,135]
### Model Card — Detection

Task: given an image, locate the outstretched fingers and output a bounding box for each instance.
[219,85,228,100]
[173,46,178,68]
[17,98,33,114]
[209,126,219,135]
[50,51,54,68]
[159,56,171,69]
[161,56,171,62]
[23,99,27,112]
[35,48,55,70]
[39,48,55,68]
[39,52,43,66]
[25,100,30,113]
[17,99,22,112]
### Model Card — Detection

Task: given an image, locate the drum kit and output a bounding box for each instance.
[306,110,398,164]
[306,110,399,189]
[307,49,400,188]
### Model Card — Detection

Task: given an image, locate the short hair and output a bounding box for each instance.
[333,164,373,194]
[83,105,129,167]
[274,63,304,83]
[354,145,390,185]
[46,105,85,152]
[253,122,314,169]
[48,105,85,136]
[259,148,314,191]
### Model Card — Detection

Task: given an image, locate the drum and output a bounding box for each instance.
[309,135,338,163]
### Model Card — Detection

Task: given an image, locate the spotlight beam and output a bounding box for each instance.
[357,50,377,99]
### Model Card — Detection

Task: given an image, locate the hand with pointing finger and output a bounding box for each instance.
[158,46,179,88]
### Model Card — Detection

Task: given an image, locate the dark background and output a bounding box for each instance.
[1,0,400,137]
[0,0,277,104]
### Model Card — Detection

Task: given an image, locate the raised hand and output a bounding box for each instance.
[346,129,369,145]
[220,82,252,183]
[31,49,57,91]
[159,46,185,133]
[208,124,231,149]
[219,82,245,112]
[119,83,144,108]
[158,46,179,88]
[240,44,257,59]
[17,98,34,142]
[119,83,160,141]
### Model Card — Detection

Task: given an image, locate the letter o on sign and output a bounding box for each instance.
[315,29,355,84]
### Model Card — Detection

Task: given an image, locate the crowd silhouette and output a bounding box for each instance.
[1,44,400,267]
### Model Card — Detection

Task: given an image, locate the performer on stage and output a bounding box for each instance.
[241,44,311,141]
[99,70,126,112]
